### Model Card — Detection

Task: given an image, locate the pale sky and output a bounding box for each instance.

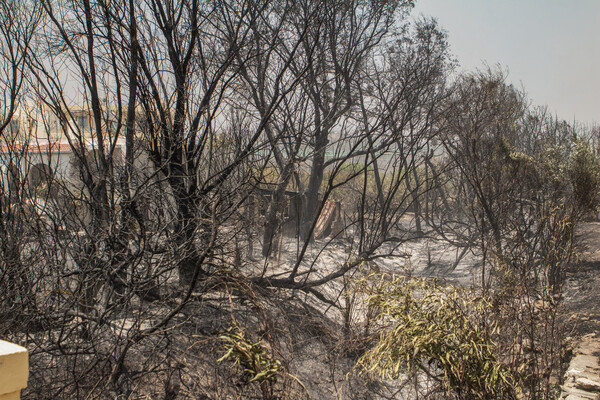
[412,0,600,125]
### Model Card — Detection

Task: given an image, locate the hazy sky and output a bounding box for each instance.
[412,0,599,125]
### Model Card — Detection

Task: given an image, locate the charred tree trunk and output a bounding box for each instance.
[301,130,328,241]
[262,160,295,257]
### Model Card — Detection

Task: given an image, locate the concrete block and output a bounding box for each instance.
[0,340,28,400]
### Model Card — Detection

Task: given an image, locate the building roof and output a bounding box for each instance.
[0,142,77,153]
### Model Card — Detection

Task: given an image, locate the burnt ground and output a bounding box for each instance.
[23,220,599,399]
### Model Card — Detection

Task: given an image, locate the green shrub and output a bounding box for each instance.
[218,325,282,384]
[354,273,519,399]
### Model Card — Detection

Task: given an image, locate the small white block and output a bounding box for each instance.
[0,341,28,397]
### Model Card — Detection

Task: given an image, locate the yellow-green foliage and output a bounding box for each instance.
[354,273,518,400]
[218,325,282,384]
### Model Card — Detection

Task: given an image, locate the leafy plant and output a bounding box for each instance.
[218,325,282,385]
[354,273,519,400]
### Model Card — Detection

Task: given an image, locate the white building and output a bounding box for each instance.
[0,102,124,198]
